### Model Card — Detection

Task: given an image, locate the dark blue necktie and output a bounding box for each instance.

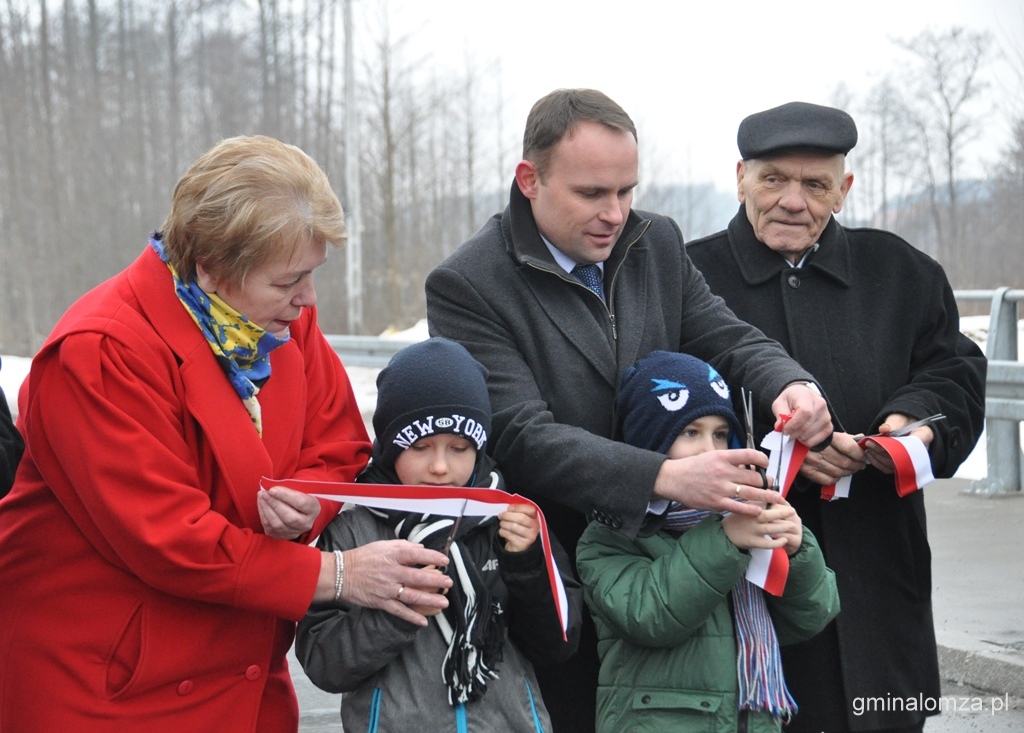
[571,263,605,301]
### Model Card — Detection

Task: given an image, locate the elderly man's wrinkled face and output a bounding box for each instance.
[737,153,853,263]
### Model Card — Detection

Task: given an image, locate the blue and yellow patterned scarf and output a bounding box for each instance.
[150,234,288,436]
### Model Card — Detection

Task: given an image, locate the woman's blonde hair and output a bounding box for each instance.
[161,135,345,286]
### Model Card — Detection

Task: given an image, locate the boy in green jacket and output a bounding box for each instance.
[576,351,839,732]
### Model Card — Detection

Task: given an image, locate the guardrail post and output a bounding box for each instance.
[967,287,1024,496]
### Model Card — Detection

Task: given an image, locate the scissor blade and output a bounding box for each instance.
[741,388,756,449]
[741,388,768,488]
[441,515,462,557]
[886,414,946,437]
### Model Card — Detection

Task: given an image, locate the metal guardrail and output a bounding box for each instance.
[324,334,416,368]
[956,288,1024,496]
[328,288,1024,495]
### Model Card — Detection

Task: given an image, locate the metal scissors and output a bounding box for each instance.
[441,515,462,558]
[440,499,468,577]
[740,388,770,490]
[887,413,946,437]
[875,414,946,438]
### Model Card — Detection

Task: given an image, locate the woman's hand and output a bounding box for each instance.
[324,541,454,626]
[257,486,322,540]
[403,565,448,617]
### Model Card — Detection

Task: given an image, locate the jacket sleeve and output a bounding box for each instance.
[499,530,583,665]
[875,269,986,478]
[0,369,23,498]
[576,515,751,647]
[426,218,816,538]
[766,527,840,645]
[294,512,422,693]
[22,329,324,621]
[426,259,666,538]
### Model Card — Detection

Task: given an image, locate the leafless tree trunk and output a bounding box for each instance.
[897,26,991,285]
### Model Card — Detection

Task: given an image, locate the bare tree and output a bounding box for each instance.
[848,76,919,235]
[896,26,992,284]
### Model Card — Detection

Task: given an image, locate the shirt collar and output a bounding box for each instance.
[789,243,820,269]
[541,235,605,277]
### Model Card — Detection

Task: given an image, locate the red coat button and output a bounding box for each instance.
[176,680,194,696]
[245,664,262,681]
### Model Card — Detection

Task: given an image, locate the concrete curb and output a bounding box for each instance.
[938,639,1024,700]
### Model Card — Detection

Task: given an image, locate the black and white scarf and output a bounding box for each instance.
[359,459,507,705]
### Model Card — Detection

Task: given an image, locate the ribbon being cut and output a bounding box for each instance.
[262,477,570,640]
[819,423,939,501]
[744,429,809,597]
[748,417,939,594]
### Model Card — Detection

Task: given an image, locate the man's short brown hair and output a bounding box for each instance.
[522,89,637,179]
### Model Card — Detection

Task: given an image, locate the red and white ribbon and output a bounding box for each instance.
[261,477,570,640]
[820,435,933,501]
[745,430,810,596]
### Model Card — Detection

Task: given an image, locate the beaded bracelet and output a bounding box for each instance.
[333,549,344,602]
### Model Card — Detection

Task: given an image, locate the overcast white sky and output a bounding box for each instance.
[387,0,1024,193]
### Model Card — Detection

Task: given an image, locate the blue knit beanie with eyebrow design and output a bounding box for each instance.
[618,350,743,455]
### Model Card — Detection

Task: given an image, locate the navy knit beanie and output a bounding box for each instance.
[619,351,743,455]
[372,337,492,471]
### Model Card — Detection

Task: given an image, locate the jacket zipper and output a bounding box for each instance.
[524,219,652,345]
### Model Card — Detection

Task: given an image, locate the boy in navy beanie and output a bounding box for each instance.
[296,337,581,732]
[370,335,492,476]
[576,351,839,733]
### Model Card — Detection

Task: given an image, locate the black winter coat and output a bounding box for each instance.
[0,356,24,498]
[687,208,986,732]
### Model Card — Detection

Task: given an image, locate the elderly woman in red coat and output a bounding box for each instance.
[0,135,452,732]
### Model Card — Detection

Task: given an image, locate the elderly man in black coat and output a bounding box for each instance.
[686,102,986,733]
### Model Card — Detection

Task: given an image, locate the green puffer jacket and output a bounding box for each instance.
[576,513,839,733]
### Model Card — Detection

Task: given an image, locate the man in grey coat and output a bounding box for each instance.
[425,88,834,733]
[686,101,986,733]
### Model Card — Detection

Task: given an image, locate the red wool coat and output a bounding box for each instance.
[0,247,371,732]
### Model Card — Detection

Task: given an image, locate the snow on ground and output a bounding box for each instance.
[1,316,1019,483]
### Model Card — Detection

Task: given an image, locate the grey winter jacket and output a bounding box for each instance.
[295,468,581,732]
[427,181,818,552]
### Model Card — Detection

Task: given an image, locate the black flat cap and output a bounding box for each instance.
[737,101,858,159]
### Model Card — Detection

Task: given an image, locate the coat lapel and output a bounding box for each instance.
[130,248,273,530]
[602,216,653,385]
[506,184,621,389]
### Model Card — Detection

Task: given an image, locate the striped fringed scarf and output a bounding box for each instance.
[665,505,797,720]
